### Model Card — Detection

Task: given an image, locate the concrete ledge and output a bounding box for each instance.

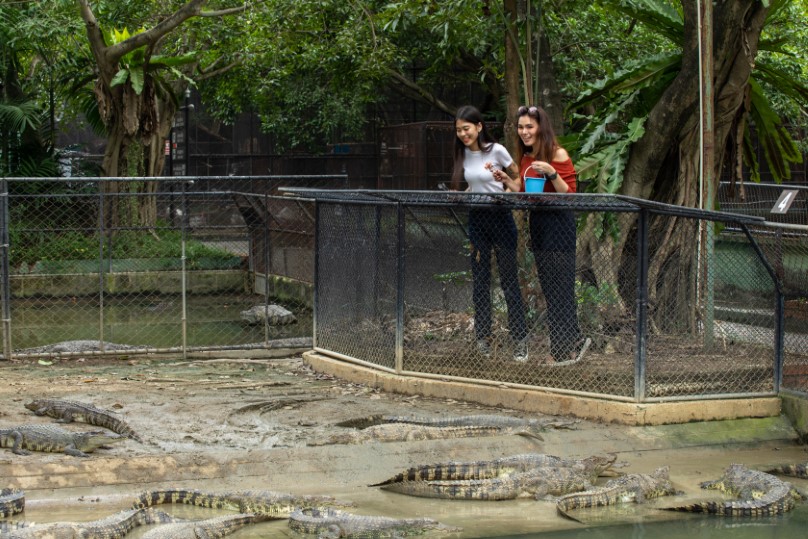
[303,351,782,426]
[781,392,808,442]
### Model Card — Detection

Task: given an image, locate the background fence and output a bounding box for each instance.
[0,176,334,358]
[289,188,808,402]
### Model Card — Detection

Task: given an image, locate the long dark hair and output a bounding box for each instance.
[451,105,497,189]
[516,105,558,164]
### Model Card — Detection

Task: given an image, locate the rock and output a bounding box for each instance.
[240,305,297,325]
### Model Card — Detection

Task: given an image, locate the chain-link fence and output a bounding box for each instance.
[0,176,342,359]
[287,188,807,403]
[717,182,808,397]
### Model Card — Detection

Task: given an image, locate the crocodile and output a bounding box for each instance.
[3,507,175,539]
[139,513,270,539]
[0,424,124,457]
[335,414,575,430]
[378,467,593,500]
[556,466,677,522]
[370,453,617,486]
[308,424,542,446]
[24,398,143,443]
[288,507,461,538]
[762,462,808,479]
[0,488,24,518]
[132,488,353,518]
[661,463,803,516]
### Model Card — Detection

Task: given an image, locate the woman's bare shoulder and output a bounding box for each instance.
[553,147,570,162]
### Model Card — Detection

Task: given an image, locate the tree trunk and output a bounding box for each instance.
[613,1,769,329]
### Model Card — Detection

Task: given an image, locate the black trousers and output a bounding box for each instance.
[529,209,582,359]
[468,208,527,342]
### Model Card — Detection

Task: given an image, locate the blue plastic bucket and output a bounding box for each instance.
[525,176,546,193]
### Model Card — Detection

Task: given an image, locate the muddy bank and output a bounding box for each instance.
[0,353,806,537]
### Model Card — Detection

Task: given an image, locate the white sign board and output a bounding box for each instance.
[771,189,799,214]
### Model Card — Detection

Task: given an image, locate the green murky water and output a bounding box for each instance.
[521,504,808,539]
[8,294,311,352]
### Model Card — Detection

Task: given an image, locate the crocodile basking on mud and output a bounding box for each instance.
[1,507,175,539]
[0,424,124,457]
[308,423,543,446]
[288,507,461,538]
[661,463,804,516]
[24,398,144,443]
[556,466,677,522]
[132,488,353,518]
[377,467,593,500]
[139,513,269,539]
[763,462,808,479]
[0,488,24,518]
[370,453,617,486]
[336,414,575,430]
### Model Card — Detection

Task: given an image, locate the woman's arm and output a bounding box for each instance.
[492,162,522,192]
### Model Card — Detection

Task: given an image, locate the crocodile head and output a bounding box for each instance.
[581,454,618,476]
[23,399,46,413]
[76,430,126,451]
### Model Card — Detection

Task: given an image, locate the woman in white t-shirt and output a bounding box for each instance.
[450,105,528,362]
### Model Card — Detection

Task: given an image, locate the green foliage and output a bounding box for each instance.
[9,226,234,266]
[568,0,808,194]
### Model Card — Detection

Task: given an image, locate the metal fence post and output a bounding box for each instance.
[395,201,405,373]
[635,209,649,402]
[0,179,11,359]
[180,179,188,358]
[98,183,105,351]
[263,192,270,345]
[312,201,320,350]
[740,223,785,393]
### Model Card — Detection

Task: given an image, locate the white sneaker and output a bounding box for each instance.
[513,340,529,363]
[477,339,491,358]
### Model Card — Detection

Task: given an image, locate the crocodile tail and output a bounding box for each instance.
[764,463,808,479]
[132,489,232,510]
[661,501,724,514]
[0,488,24,518]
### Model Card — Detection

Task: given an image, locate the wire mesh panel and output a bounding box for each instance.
[296,189,784,403]
[1,177,317,358]
[315,201,399,369]
[399,203,637,397]
[644,220,776,399]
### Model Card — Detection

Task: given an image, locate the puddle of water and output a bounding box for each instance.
[10,295,312,350]
[518,503,808,538]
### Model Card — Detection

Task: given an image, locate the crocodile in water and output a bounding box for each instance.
[556,466,677,522]
[139,513,269,539]
[289,507,461,538]
[661,463,803,516]
[0,424,124,457]
[308,423,542,446]
[3,507,175,539]
[132,488,353,518]
[0,488,24,518]
[378,467,592,500]
[762,462,808,479]
[24,398,143,443]
[370,453,616,486]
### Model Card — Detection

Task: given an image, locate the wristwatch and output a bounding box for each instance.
[546,171,558,181]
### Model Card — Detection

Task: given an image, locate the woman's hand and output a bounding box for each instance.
[529,160,555,177]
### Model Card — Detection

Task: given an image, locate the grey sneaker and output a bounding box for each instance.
[513,339,529,363]
[476,338,491,358]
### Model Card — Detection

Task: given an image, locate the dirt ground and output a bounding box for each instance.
[2,351,808,537]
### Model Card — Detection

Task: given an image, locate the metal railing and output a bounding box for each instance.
[285,188,808,402]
